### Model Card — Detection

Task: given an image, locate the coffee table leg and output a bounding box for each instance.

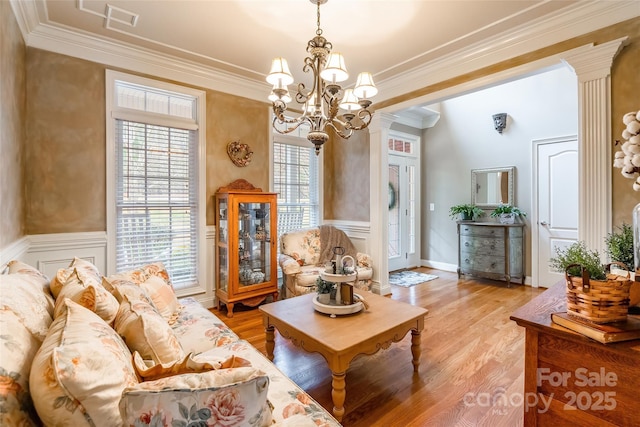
[331,371,346,422]
[411,329,421,372]
[265,325,275,361]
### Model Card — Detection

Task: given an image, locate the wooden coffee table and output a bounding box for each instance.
[259,292,428,422]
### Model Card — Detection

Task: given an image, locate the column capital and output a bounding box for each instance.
[562,36,628,82]
[369,112,396,133]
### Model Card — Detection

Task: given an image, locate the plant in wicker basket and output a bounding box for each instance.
[550,241,633,324]
[549,241,606,280]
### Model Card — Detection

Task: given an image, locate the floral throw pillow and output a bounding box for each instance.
[119,367,272,427]
[30,299,138,427]
[114,296,185,365]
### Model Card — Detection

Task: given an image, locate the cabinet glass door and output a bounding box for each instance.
[237,201,271,287]
[218,198,228,292]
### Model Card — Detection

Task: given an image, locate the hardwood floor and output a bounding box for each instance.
[212,268,545,426]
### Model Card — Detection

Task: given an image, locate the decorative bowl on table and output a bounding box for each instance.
[313,293,364,317]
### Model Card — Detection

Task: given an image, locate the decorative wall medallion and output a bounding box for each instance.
[226,141,253,167]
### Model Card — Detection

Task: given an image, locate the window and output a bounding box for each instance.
[106,71,206,293]
[273,134,321,237]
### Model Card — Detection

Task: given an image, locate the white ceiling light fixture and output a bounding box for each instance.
[266,0,377,155]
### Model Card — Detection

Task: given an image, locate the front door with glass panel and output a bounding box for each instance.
[388,132,420,272]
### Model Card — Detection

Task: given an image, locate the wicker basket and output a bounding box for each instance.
[565,262,632,324]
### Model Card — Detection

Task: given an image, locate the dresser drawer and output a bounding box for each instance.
[459,253,506,274]
[459,235,505,256]
[459,224,523,238]
[459,224,502,238]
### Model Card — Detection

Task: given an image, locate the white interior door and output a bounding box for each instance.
[388,154,419,271]
[535,136,578,287]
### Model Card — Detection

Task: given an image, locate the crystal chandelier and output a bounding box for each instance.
[266,0,377,155]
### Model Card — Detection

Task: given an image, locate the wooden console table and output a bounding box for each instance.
[510,281,640,426]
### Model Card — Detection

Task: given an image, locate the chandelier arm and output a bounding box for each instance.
[325,120,354,140]
[272,115,308,135]
[272,103,304,125]
[343,109,373,131]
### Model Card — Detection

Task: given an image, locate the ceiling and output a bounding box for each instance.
[11,0,639,120]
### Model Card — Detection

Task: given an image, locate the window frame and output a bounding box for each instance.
[105,70,207,297]
[269,131,324,233]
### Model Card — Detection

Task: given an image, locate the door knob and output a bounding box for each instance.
[540,221,550,226]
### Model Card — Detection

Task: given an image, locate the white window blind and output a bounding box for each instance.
[113,79,200,289]
[273,140,319,236]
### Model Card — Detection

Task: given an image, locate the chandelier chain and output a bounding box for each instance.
[316,1,322,36]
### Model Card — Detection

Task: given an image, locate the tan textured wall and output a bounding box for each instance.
[323,130,370,221]
[25,49,106,234]
[611,20,640,226]
[23,48,270,233]
[0,3,26,248]
[205,91,270,225]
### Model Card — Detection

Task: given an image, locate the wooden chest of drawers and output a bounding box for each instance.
[457,221,525,286]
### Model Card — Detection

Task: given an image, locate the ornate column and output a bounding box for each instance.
[368,112,395,295]
[562,36,628,255]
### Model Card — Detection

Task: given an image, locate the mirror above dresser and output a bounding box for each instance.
[471,166,515,208]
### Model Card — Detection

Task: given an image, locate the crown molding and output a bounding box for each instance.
[9,0,639,105]
[11,1,269,101]
[376,1,639,102]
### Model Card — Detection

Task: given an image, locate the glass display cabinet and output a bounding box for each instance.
[215,179,278,317]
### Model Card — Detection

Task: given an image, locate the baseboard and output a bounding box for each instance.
[421,259,458,273]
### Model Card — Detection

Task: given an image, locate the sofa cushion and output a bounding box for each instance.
[0,309,41,426]
[280,228,321,266]
[137,274,182,324]
[102,276,155,305]
[0,268,54,342]
[30,299,138,427]
[194,340,341,426]
[7,259,54,298]
[132,351,251,382]
[172,297,239,354]
[50,257,102,298]
[104,262,181,324]
[119,367,272,427]
[52,268,120,324]
[114,296,185,364]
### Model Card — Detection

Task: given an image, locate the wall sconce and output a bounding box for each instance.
[493,113,507,134]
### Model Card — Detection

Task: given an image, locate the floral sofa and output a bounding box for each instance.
[0,258,340,427]
[279,225,373,299]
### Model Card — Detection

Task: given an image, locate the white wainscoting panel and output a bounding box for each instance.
[323,220,371,255]
[0,236,30,272]
[2,230,218,308]
[24,232,108,279]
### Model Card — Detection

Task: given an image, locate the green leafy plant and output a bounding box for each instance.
[315,277,334,294]
[449,204,484,221]
[605,223,634,271]
[490,204,526,218]
[549,241,606,280]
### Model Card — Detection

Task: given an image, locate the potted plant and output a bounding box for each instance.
[549,241,606,280]
[449,204,484,221]
[605,223,634,271]
[490,204,526,224]
[315,277,333,304]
